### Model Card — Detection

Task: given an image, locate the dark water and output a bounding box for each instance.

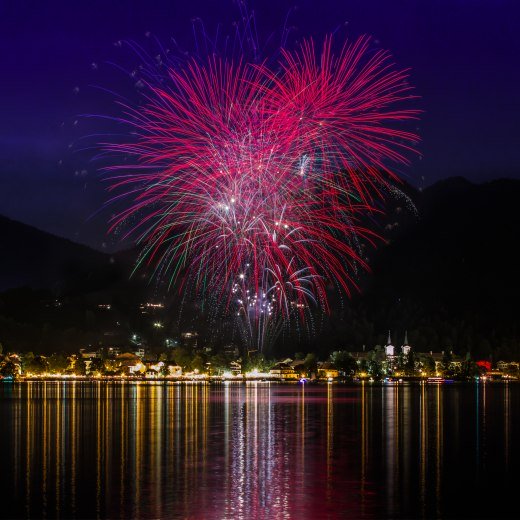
[0,382,518,519]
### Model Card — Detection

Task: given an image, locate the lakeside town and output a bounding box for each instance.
[1,330,518,383]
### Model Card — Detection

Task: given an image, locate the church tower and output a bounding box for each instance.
[385,330,395,357]
[402,330,411,356]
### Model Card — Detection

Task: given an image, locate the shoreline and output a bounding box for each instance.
[2,377,517,384]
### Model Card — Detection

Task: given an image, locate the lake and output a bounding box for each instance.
[0,381,517,519]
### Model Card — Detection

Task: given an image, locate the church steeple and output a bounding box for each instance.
[385,330,395,357]
[402,330,411,356]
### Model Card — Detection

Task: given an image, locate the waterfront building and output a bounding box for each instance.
[145,368,158,379]
[497,361,520,374]
[168,364,183,377]
[116,353,143,375]
[269,362,298,380]
[429,351,464,374]
[317,362,339,380]
[147,360,165,373]
[449,354,464,371]
[230,361,242,376]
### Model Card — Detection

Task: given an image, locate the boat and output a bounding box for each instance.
[427,377,450,384]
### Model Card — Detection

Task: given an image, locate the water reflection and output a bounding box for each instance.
[0,382,517,519]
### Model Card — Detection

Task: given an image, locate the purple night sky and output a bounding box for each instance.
[0,0,518,251]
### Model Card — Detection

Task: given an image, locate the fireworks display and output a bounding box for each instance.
[104,31,418,350]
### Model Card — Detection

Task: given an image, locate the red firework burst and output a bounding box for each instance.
[103,35,419,349]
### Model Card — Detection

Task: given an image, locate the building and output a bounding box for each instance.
[145,368,158,379]
[168,365,183,377]
[80,349,100,360]
[269,362,298,380]
[497,361,520,373]
[145,359,165,373]
[116,353,143,375]
[230,361,242,376]
[401,331,411,356]
[385,331,395,358]
[317,362,339,380]
[449,354,464,371]
[429,351,464,373]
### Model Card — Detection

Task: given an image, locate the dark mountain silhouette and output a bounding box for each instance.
[309,177,520,359]
[0,217,151,353]
[373,176,519,317]
[0,215,158,304]
[0,215,121,292]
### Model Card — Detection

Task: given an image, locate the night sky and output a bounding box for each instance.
[1,0,518,251]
